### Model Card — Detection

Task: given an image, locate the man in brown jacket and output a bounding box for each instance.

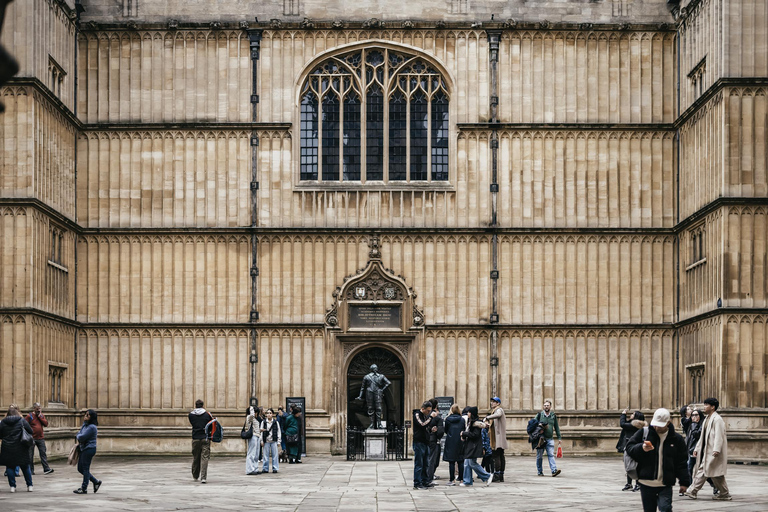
[25,403,53,475]
[485,397,507,482]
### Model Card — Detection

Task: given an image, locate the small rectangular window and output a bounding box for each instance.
[49,365,66,404]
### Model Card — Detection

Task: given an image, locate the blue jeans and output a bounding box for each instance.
[536,439,557,474]
[5,465,32,488]
[639,484,673,512]
[78,447,99,490]
[413,442,429,486]
[262,441,279,472]
[463,458,491,485]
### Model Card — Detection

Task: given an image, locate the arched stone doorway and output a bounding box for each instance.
[346,346,405,430]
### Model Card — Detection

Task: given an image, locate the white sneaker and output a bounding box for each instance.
[485,477,492,487]
[10,487,16,493]
[201,478,206,484]
[27,486,33,492]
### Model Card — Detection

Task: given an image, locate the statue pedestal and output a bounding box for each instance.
[364,429,387,460]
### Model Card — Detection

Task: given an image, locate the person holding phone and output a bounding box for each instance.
[626,408,690,512]
[244,406,262,475]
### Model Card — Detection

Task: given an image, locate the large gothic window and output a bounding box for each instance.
[299,47,450,183]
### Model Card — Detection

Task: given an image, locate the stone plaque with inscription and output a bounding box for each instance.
[349,304,401,329]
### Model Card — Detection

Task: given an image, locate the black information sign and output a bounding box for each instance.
[435,396,455,421]
[285,397,306,456]
[349,304,401,329]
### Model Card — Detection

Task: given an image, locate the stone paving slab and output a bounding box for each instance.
[0,455,765,511]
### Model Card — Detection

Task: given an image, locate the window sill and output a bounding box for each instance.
[47,260,69,273]
[685,258,707,272]
[294,181,455,192]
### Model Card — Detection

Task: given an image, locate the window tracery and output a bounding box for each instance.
[299,47,450,183]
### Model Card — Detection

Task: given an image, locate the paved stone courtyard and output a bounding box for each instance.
[0,455,766,511]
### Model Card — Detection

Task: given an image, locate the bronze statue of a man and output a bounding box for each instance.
[356,364,391,429]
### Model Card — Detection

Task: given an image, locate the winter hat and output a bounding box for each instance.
[650,408,671,427]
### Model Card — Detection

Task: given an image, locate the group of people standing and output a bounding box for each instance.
[0,403,101,494]
[412,397,510,489]
[188,399,304,484]
[621,396,732,512]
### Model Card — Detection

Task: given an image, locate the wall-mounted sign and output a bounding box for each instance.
[349,304,401,329]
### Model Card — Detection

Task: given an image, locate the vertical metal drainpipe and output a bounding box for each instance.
[247,28,263,407]
[487,30,502,398]
[675,26,681,407]
[73,0,84,413]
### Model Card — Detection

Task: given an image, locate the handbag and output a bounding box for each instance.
[240,419,254,440]
[67,443,81,466]
[20,427,34,448]
[286,433,300,444]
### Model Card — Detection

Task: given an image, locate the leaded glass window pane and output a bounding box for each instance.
[389,91,407,181]
[300,92,318,180]
[366,86,384,180]
[322,93,340,181]
[343,94,361,181]
[410,90,428,181]
[431,91,449,181]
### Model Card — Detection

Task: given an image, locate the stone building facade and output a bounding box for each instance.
[0,0,766,459]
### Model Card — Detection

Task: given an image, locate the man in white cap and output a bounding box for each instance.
[626,408,691,512]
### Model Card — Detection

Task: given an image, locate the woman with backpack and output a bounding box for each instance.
[284,405,302,464]
[73,409,101,494]
[243,406,262,475]
[442,404,465,486]
[0,404,34,493]
[617,409,646,492]
[459,407,492,487]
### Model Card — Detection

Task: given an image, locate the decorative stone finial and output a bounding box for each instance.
[209,21,222,30]
[503,19,517,29]
[332,20,345,29]
[363,18,384,29]
[167,19,179,30]
[239,21,250,30]
[435,20,446,29]
[126,21,138,30]
[270,19,283,29]
[301,18,315,29]
[402,20,414,29]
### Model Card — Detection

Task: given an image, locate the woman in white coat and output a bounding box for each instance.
[243,406,262,475]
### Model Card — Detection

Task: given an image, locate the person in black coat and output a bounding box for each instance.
[617,409,646,491]
[459,407,492,487]
[425,398,445,484]
[442,404,465,485]
[0,405,34,492]
[626,408,691,512]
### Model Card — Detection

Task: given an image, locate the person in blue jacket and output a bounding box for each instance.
[73,409,102,494]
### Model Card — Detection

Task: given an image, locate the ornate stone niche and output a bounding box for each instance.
[324,234,425,333]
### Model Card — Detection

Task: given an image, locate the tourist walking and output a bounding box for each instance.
[683,408,715,497]
[686,398,732,501]
[626,408,690,512]
[261,408,281,473]
[243,406,261,475]
[535,399,562,477]
[284,405,303,464]
[189,399,213,483]
[442,404,465,486]
[485,396,507,482]
[617,409,646,491]
[412,401,435,489]
[459,406,492,487]
[24,403,53,475]
[426,398,444,484]
[0,405,34,492]
[73,409,102,494]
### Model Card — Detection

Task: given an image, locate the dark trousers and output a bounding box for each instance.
[448,460,464,483]
[426,442,440,481]
[482,453,494,474]
[639,484,673,512]
[493,448,505,473]
[412,442,429,487]
[191,439,210,480]
[28,439,50,472]
[77,447,98,490]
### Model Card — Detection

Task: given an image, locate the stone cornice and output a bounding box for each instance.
[674,77,768,128]
[0,308,78,327]
[82,122,291,132]
[0,199,79,232]
[676,197,768,231]
[458,123,675,132]
[3,77,81,129]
